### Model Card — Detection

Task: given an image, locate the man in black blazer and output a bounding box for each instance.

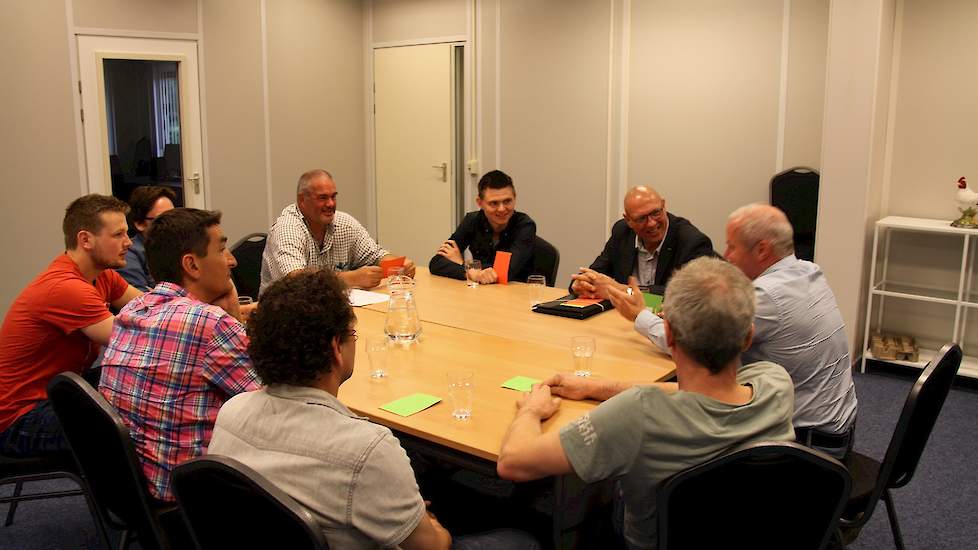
[570,186,716,297]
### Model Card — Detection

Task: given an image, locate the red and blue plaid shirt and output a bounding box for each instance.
[99,282,261,501]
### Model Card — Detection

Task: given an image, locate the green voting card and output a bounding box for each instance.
[501,376,541,392]
[643,292,664,313]
[380,393,441,417]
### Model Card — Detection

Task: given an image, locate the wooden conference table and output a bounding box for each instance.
[337,269,676,546]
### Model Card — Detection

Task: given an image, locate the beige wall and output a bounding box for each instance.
[783,0,829,169]
[371,0,467,43]
[267,0,366,221]
[73,0,198,33]
[0,0,83,314]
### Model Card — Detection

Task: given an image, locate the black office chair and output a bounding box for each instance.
[770,166,819,261]
[531,235,560,287]
[47,372,187,550]
[657,440,850,550]
[230,232,267,300]
[839,343,963,550]
[173,455,329,550]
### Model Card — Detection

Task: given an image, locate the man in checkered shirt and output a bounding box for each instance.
[260,169,416,295]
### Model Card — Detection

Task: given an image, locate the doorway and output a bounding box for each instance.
[77,36,205,208]
[373,42,464,266]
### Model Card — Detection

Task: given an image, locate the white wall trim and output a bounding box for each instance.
[880,0,904,217]
[260,0,274,227]
[603,0,616,231]
[65,0,89,196]
[372,35,467,49]
[73,27,200,41]
[364,0,377,235]
[776,0,791,173]
[474,0,483,200]
[617,0,631,220]
[196,0,212,209]
[495,0,502,168]
[465,0,477,208]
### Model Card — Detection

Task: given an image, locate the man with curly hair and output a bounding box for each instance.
[209,270,539,550]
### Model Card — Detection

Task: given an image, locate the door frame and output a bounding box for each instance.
[365,35,474,238]
[74,32,208,209]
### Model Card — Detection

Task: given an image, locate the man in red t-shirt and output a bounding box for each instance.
[0,194,141,457]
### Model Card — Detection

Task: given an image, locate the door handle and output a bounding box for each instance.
[185,171,201,194]
[432,162,447,182]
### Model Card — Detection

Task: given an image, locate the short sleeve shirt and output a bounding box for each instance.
[559,361,796,549]
[208,385,425,549]
[260,205,387,294]
[0,254,128,432]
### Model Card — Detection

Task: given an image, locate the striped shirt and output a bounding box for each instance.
[99,282,261,501]
[260,205,387,295]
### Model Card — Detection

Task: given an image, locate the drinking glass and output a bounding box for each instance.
[571,336,595,377]
[527,275,547,306]
[366,336,388,379]
[237,296,254,306]
[465,260,482,288]
[447,371,474,420]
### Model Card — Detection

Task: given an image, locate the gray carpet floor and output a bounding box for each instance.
[1,369,976,549]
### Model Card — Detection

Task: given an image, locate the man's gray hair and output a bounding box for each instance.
[663,257,755,373]
[728,203,794,257]
[296,169,334,196]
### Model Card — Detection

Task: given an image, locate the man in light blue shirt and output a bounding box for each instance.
[609,204,857,459]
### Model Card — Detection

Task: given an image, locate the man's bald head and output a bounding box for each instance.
[724,204,795,280]
[623,186,669,251]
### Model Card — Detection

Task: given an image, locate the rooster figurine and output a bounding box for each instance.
[952,176,978,228]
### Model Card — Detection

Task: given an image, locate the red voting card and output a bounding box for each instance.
[494,251,512,285]
[380,256,405,277]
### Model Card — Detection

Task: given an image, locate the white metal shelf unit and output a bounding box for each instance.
[861,216,978,379]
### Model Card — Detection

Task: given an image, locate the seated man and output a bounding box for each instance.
[430,170,536,284]
[497,257,795,549]
[260,169,416,294]
[117,185,176,291]
[570,185,715,297]
[100,208,260,502]
[609,204,857,459]
[209,270,538,550]
[0,194,141,457]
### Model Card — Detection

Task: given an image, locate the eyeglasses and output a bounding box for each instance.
[346,329,358,342]
[626,208,664,225]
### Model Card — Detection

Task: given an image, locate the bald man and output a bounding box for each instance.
[609,204,857,460]
[570,186,715,298]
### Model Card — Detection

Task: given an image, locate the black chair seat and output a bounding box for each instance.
[0,452,76,477]
[842,451,881,519]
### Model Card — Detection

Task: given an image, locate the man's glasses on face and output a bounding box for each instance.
[626,208,664,226]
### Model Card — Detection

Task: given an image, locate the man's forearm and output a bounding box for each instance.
[497,410,549,482]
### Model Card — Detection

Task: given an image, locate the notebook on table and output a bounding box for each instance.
[531,294,614,320]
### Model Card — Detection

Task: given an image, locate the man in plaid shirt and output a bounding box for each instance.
[259,168,416,295]
[100,208,261,502]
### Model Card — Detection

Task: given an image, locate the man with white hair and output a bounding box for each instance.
[609,204,857,459]
[260,169,416,295]
[497,257,794,549]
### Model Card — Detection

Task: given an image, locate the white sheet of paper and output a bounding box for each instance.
[348,289,390,307]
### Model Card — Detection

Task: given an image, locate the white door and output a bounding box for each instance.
[77,36,205,208]
[374,43,455,266]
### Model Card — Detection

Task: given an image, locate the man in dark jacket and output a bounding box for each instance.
[429,170,537,284]
[570,186,716,297]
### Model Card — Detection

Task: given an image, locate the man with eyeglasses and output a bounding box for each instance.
[429,170,537,284]
[118,185,176,291]
[570,186,715,298]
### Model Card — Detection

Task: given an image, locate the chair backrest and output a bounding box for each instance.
[657,440,850,550]
[230,232,268,299]
[770,166,819,261]
[532,235,560,287]
[878,343,962,492]
[47,372,172,550]
[172,456,329,550]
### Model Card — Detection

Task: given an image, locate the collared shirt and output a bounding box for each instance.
[635,255,857,433]
[260,205,387,295]
[208,384,426,549]
[99,282,261,501]
[116,233,154,291]
[632,234,666,292]
[428,210,537,281]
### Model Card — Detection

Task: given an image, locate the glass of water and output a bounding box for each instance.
[447,371,474,420]
[571,336,595,377]
[366,336,388,379]
[465,260,482,288]
[527,275,547,306]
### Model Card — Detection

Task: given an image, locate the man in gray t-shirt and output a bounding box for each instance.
[497,258,795,549]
